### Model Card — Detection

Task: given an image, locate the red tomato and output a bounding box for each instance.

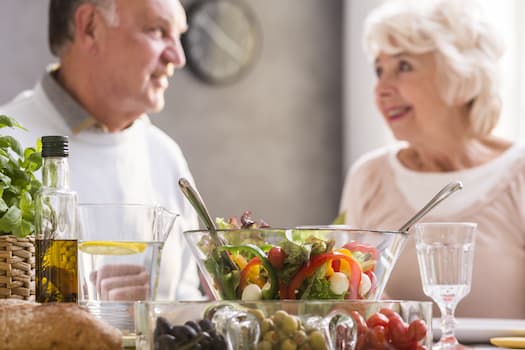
[369,325,393,350]
[367,312,390,329]
[407,320,427,342]
[355,328,370,350]
[350,311,368,334]
[379,308,398,319]
[388,316,411,347]
[267,246,286,269]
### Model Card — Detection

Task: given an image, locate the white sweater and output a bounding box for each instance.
[0,80,201,300]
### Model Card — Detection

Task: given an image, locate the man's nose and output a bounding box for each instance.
[163,40,186,69]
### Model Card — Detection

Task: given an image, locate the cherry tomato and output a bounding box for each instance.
[369,325,393,350]
[388,316,411,347]
[379,308,398,319]
[267,246,286,269]
[367,312,390,329]
[407,319,427,342]
[355,328,370,350]
[350,311,368,334]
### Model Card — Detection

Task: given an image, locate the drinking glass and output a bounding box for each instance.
[415,222,476,349]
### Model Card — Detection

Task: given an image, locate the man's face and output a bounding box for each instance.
[95,0,187,119]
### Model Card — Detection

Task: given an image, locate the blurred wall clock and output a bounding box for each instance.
[182,0,262,85]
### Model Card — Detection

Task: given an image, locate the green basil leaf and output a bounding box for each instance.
[0,205,22,234]
[0,115,26,130]
[0,136,23,157]
[0,198,7,212]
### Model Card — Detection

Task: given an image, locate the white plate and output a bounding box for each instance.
[432,318,525,344]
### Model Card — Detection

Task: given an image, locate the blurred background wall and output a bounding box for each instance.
[0,0,521,227]
[0,0,349,227]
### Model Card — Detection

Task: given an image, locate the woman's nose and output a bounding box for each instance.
[375,75,397,99]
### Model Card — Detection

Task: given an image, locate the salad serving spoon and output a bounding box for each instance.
[398,180,463,233]
[178,178,238,270]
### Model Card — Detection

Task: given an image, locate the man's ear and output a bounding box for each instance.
[73,3,104,54]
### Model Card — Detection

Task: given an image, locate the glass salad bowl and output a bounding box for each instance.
[134,300,432,350]
[183,227,407,301]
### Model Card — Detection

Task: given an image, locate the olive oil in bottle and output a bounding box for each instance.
[35,136,78,302]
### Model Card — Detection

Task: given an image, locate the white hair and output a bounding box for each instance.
[97,0,119,26]
[364,0,504,137]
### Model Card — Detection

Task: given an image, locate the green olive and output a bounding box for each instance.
[294,330,307,345]
[281,338,298,350]
[256,340,273,350]
[273,310,288,326]
[264,330,280,344]
[308,330,327,350]
[261,318,274,333]
[249,309,266,323]
[282,314,299,335]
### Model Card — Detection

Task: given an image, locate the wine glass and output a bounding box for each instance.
[415,222,477,349]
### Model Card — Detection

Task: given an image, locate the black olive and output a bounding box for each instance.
[211,334,228,350]
[185,320,202,333]
[198,319,214,333]
[197,331,213,347]
[154,334,177,350]
[154,316,172,339]
[169,324,198,342]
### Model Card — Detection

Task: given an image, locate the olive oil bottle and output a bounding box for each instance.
[35,136,78,302]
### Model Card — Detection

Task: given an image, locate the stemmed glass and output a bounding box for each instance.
[415,222,477,349]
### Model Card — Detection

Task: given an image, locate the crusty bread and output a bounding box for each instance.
[0,301,122,350]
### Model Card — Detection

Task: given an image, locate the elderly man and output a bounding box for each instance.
[0,0,202,300]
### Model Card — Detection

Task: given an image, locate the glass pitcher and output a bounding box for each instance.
[76,203,178,333]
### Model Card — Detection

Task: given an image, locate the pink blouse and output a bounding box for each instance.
[340,144,525,318]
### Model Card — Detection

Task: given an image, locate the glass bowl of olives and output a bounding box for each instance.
[134,300,432,350]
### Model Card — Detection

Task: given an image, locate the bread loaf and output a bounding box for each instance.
[0,300,122,350]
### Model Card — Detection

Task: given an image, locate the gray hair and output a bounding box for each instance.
[49,0,119,56]
[364,0,504,137]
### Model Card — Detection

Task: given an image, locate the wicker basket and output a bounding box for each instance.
[0,235,35,300]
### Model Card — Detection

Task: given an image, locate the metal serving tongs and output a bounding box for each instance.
[178,178,238,270]
[398,180,463,233]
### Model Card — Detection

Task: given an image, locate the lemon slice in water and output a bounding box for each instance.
[78,241,147,255]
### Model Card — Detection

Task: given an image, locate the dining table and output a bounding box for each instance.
[432,317,525,350]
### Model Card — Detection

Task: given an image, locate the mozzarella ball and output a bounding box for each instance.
[241,284,263,301]
[359,272,372,297]
[329,272,350,295]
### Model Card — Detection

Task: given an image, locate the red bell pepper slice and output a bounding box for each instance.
[279,281,288,300]
[342,241,378,260]
[287,252,362,299]
[239,256,262,291]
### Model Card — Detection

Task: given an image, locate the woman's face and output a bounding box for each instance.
[374,52,458,144]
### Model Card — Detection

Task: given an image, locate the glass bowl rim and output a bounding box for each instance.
[184,226,407,237]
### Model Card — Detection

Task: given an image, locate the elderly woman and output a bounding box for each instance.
[340,0,525,318]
